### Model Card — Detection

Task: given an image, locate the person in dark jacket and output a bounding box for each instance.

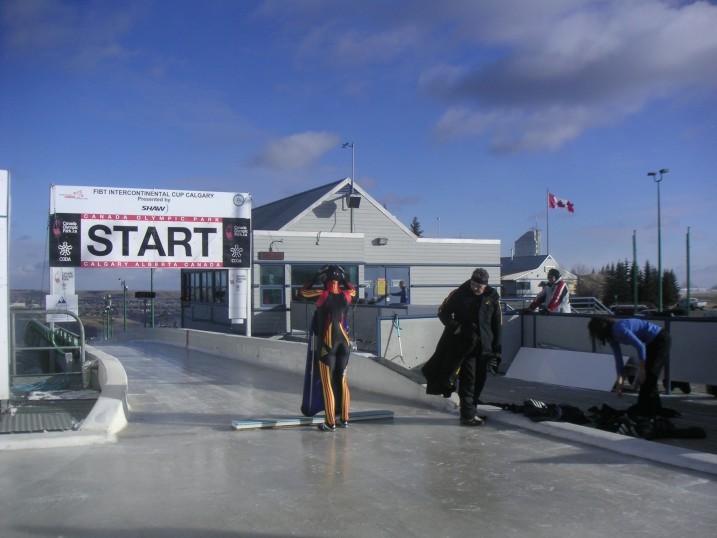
[422,268,502,426]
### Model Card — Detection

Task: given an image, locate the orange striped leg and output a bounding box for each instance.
[340,371,350,422]
[319,362,336,426]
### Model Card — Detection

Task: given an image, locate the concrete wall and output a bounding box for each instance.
[377,311,523,373]
[107,328,452,410]
[516,314,717,385]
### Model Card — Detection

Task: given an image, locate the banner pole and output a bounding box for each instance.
[546,189,549,255]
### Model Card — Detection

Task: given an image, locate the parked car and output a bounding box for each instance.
[638,307,684,317]
[675,298,707,310]
[610,304,650,315]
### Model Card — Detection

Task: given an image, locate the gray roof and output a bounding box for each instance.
[252,179,345,231]
[500,255,552,277]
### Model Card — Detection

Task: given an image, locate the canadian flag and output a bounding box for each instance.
[548,193,574,213]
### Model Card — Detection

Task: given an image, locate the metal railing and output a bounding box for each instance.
[501,296,612,314]
[9,309,88,392]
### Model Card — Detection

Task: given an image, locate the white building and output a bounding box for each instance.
[181,178,501,335]
[500,254,576,297]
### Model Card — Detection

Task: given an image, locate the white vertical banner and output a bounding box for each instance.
[228,268,249,322]
[50,267,76,295]
[0,170,9,400]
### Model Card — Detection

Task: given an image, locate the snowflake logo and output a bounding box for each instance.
[58,242,73,256]
[230,245,243,259]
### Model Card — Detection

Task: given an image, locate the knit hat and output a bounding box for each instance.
[471,268,489,285]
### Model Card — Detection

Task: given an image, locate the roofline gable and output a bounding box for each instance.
[280,178,417,238]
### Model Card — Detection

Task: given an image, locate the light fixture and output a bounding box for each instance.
[347,195,361,208]
[259,239,285,260]
[373,237,388,246]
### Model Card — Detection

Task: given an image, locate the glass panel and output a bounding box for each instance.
[214,270,227,303]
[363,266,385,304]
[261,265,285,285]
[261,288,284,306]
[291,265,325,286]
[291,264,357,301]
[385,266,410,305]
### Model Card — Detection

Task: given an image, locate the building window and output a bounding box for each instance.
[181,269,228,304]
[214,271,227,303]
[364,265,409,304]
[260,265,285,307]
[290,264,358,301]
[516,281,531,297]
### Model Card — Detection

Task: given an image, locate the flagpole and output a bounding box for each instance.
[546,189,549,255]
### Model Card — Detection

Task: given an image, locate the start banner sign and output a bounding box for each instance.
[49,185,251,268]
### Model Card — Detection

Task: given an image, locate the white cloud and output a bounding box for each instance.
[249,131,341,171]
[297,22,425,68]
[421,0,717,151]
[0,0,142,70]
[258,1,717,153]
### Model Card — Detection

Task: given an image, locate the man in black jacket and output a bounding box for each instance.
[422,268,502,426]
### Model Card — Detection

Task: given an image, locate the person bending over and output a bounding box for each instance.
[588,316,670,416]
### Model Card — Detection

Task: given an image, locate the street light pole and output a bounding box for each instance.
[119,278,128,331]
[648,168,669,311]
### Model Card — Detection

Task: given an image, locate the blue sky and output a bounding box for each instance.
[1,0,716,292]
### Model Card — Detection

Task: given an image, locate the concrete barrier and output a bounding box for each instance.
[0,346,129,451]
[80,346,129,436]
[110,327,457,411]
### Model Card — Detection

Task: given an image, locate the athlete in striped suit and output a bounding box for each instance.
[300,265,356,431]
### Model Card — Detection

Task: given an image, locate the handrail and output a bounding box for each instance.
[10,309,87,381]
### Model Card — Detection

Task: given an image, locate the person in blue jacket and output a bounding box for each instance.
[588,316,671,416]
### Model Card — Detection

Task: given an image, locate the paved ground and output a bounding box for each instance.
[1,341,716,537]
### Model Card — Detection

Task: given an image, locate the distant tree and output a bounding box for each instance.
[410,217,424,237]
[630,259,640,298]
[602,260,631,304]
[662,270,680,306]
[574,270,605,299]
[640,261,657,305]
[571,263,590,276]
[597,259,679,309]
[615,260,632,302]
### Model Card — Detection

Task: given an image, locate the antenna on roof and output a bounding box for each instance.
[341,142,355,194]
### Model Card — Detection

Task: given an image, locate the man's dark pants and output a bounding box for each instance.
[458,350,490,420]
